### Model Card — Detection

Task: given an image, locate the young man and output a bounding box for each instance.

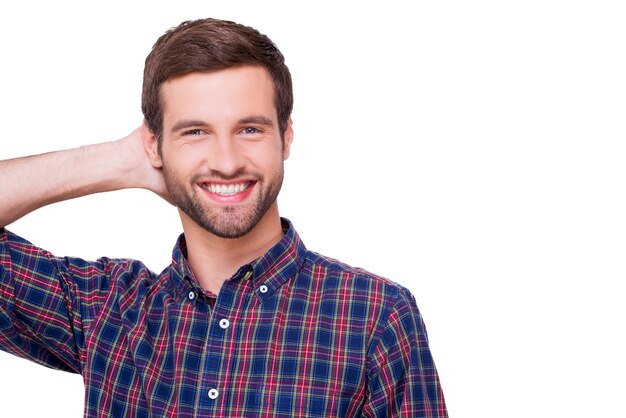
[0,18,447,417]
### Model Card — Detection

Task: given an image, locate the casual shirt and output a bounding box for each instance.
[0,219,447,417]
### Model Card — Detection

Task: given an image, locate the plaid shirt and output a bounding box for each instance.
[0,219,447,417]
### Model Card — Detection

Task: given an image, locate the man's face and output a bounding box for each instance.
[152,66,292,239]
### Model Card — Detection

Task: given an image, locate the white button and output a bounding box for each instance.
[219,318,230,329]
[188,291,196,300]
[208,388,219,399]
[259,285,268,294]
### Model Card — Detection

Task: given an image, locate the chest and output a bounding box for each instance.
[82,284,370,417]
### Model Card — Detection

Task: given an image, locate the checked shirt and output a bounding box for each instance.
[0,219,447,417]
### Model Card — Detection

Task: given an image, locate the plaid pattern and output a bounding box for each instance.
[0,219,447,417]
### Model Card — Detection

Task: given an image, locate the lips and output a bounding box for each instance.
[197,180,256,203]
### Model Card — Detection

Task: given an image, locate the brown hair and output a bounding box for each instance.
[141,18,293,144]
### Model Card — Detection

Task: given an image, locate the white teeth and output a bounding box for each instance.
[204,182,250,196]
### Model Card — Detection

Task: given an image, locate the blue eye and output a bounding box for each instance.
[242,127,260,134]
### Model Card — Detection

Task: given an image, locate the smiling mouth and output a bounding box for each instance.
[199,181,254,196]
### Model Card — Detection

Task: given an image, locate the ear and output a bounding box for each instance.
[142,121,163,168]
[282,118,294,161]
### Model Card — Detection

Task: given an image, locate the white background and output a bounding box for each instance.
[1,1,625,417]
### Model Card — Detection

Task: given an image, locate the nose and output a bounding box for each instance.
[208,135,245,177]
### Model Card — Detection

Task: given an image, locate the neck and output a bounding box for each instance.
[180,204,283,295]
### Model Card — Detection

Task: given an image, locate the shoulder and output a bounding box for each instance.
[1,227,166,296]
[297,249,419,335]
[302,248,412,304]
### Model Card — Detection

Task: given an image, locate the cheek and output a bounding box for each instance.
[161,146,201,172]
[257,152,285,173]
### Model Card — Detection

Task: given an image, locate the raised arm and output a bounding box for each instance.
[0,124,169,228]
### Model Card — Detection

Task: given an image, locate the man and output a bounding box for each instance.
[0,18,447,417]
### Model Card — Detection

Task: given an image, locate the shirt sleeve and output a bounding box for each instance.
[0,228,113,374]
[363,286,448,418]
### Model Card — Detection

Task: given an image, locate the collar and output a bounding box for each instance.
[169,218,307,300]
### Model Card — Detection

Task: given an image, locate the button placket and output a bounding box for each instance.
[201,279,248,409]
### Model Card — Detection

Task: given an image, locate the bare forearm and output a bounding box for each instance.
[0,139,148,227]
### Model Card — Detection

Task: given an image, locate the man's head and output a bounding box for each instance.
[141,18,293,145]
[141,18,294,239]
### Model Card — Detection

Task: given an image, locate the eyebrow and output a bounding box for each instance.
[170,115,276,134]
[238,115,275,127]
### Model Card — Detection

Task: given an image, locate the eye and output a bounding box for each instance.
[241,127,261,135]
[183,128,205,136]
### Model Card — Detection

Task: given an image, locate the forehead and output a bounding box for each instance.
[160,66,277,126]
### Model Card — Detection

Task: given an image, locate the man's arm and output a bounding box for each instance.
[363,288,448,417]
[0,124,168,228]
[0,126,168,370]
